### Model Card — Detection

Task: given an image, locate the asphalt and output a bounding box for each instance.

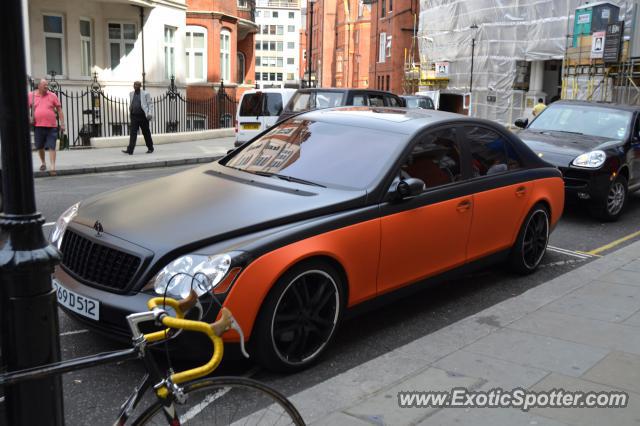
[288,239,640,425]
[31,137,235,178]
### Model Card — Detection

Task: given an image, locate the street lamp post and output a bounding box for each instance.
[307,0,316,88]
[469,24,478,93]
[0,0,64,425]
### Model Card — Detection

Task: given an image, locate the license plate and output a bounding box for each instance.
[242,123,260,130]
[53,279,100,321]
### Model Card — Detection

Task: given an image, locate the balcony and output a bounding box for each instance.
[256,0,299,8]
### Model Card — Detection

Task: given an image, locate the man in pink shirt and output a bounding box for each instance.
[28,79,65,175]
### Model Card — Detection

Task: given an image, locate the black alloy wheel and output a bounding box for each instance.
[591,175,627,222]
[253,260,344,372]
[509,204,549,274]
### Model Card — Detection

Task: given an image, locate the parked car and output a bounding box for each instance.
[235,88,296,147]
[52,107,564,372]
[401,95,435,110]
[277,88,403,122]
[515,100,640,221]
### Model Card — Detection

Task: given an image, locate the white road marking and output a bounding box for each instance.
[60,329,89,337]
[547,245,595,259]
[540,258,588,268]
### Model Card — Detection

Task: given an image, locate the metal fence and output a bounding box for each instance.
[28,75,237,148]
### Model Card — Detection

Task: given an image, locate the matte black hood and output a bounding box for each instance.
[73,163,366,255]
[519,130,617,167]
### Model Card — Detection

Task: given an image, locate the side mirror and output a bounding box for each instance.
[514,118,528,129]
[394,178,425,200]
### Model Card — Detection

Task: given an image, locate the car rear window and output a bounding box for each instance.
[288,91,345,112]
[224,118,406,189]
[239,93,283,116]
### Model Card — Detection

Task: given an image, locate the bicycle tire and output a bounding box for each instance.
[132,376,305,426]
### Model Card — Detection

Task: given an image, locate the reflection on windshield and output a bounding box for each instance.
[529,105,632,140]
[224,118,406,189]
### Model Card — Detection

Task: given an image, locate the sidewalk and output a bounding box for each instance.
[32,137,235,178]
[292,240,640,425]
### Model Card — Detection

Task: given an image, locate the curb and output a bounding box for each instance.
[33,155,223,178]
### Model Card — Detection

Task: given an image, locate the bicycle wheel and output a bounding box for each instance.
[133,376,305,426]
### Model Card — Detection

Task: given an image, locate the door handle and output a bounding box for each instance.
[515,186,527,197]
[456,199,472,212]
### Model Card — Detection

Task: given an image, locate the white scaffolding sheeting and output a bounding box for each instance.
[417,0,633,123]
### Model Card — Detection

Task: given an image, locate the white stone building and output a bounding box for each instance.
[254,0,301,88]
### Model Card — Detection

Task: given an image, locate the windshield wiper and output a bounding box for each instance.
[548,130,584,135]
[252,171,326,187]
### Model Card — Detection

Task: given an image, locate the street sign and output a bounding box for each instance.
[435,62,449,77]
[603,21,624,63]
[590,31,605,59]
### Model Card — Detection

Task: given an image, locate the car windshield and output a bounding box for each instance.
[288,91,345,112]
[529,104,632,140]
[223,118,405,189]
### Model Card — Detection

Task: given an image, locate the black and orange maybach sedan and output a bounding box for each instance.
[51,107,564,372]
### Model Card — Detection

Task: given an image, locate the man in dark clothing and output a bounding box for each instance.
[123,81,154,154]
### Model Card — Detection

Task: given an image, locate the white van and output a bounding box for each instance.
[235,88,296,146]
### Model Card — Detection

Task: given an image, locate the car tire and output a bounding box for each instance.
[251,259,345,373]
[590,175,627,222]
[509,203,550,275]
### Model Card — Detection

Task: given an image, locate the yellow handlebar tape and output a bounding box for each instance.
[145,297,224,399]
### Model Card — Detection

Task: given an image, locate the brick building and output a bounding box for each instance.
[186,0,258,102]
[368,0,418,94]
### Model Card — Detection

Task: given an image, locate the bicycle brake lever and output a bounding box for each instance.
[229,316,250,359]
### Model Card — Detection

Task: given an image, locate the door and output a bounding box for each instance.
[378,127,473,294]
[629,112,640,188]
[462,125,532,262]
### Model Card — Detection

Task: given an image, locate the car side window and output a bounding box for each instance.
[426,98,434,109]
[464,126,521,177]
[634,114,640,139]
[352,95,367,106]
[368,94,385,107]
[386,96,401,107]
[401,128,462,189]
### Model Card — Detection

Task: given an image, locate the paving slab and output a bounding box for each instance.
[463,328,609,377]
[597,269,640,287]
[311,412,374,426]
[508,310,640,355]
[582,351,640,395]
[418,406,569,426]
[344,367,484,426]
[529,373,640,426]
[541,280,640,323]
[622,310,640,327]
[432,350,549,390]
[621,259,640,273]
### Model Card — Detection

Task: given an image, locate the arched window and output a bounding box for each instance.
[185,26,207,82]
[220,29,231,82]
[237,52,245,84]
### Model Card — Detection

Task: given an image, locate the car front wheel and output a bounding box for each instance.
[252,259,344,372]
[590,175,627,222]
[509,204,549,275]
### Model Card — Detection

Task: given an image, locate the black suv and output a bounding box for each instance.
[515,100,640,221]
[278,88,404,121]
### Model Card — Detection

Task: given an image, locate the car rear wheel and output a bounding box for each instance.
[509,204,549,275]
[590,175,627,222]
[252,259,344,372]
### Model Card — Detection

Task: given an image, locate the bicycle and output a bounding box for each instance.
[0,289,305,425]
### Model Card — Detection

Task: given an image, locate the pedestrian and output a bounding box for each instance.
[532,98,547,117]
[29,78,65,176]
[123,81,154,155]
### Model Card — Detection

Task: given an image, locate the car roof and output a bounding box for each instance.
[551,100,640,112]
[294,88,399,96]
[296,106,475,135]
[243,88,297,95]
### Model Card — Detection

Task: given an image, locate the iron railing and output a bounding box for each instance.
[28,74,237,148]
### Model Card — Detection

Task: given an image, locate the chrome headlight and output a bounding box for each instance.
[50,202,80,249]
[153,253,232,299]
[572,150,606,168]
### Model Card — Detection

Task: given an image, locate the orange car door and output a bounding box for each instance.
[462,125,533,261]
[378,127,473,294]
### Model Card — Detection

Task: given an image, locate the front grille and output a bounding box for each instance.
[60,229,142,291]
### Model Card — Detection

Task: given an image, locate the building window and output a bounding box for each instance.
[79,19,93,77]
[270,72,276,80]
[273,11,278,18]
[262,25,268,35]
[385,35,392,57]
[263,41,269,50]
[44,14,65,76]
[269,41,275,50]
[277,57,283,67]
[256,56,261,66]
[237,52,245,83]
[270,25,276,35]
[381,0,386,17]
[277,42,283,51]
[238,0,248,7]
[256,41,261,50]
[277,25,284,35]
[287,42,295,49]
[386,75,390,91]
[185,26,207,81]
[287,57,294,64]
[256,10,261,17]
[164,26,176,79]
[108,22,136,70]
[255,71,260,81]
[358,0,364,17]
[289,12,295,18]
[389,0,393,13]
[378,33,386,63]
[287,72,294,80]
[220,29,231,82]
[277,73,283,81]
[262,72,268,80]
[288,25,295,32]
